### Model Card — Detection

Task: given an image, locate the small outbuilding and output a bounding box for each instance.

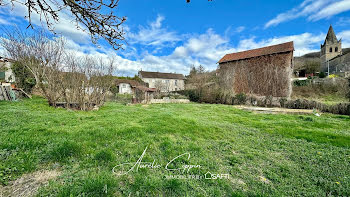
[115,79,155,103]
[217,41,294,98]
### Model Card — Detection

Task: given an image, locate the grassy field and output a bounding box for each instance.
[0,97,350,196]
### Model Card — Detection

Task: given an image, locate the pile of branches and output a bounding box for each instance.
[0,29,115,110]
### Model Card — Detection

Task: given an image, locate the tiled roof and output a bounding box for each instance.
[115,79,142,87]
[139,71,185,80]
[218,41,294,64]
[0,57,15,63]
[135,86,156,92]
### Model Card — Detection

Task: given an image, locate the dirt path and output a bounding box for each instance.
[0,170,60,197]
[234,105,315,115]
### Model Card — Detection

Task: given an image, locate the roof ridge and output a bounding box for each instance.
[218,41,294,63]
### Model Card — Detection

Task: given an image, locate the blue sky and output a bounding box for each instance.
[1,0,350,76]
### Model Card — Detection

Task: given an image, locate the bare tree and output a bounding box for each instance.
[1,0,126,49]
[0,29,116,110]
[0,28,65,104]
[62,54,115,110]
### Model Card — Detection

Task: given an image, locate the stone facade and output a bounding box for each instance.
[138,71,185,92]
[141,78,184,92]
[327,52,350,74]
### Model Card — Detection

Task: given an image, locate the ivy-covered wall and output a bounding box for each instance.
[217,52,293,98]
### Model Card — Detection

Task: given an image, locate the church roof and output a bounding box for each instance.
[324,25,339,45]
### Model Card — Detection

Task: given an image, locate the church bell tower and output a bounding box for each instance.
[321,25,342,70]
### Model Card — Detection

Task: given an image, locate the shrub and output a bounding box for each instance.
[178,90,200,102]
[293,79,311,87]
[283,99,350,115]
[328,74,338,78]
[279,98,287,108]
[319,72,326,78]
[235,93,247,105]
[11,61,36,93]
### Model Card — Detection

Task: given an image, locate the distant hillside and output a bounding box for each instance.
[297,48,350,58]
[294,48,350,71]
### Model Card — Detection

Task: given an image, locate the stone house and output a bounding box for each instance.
[217,41,294,98]
[138,71,185,92]
[0,57,15,83]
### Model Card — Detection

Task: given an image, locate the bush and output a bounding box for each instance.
[319,72,326,78]
[329,74,338,78]
[283,99,350,115]
[235,93,247,105]
[11,61,36,93]
[178,90,200,102]
[293,79,311,87]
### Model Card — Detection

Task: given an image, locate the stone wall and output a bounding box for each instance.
[324,52,350,74]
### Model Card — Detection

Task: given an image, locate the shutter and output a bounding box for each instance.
[0,72,5,80]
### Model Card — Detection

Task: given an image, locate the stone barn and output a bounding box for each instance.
[217,41,294,98]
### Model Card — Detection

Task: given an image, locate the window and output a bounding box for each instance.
[122,84,126,88]
[335,47,338,52]
[0,72,5,80]
[175,80,178,86]
[329,47,332,52]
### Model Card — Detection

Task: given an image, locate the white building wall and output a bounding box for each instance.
[142,78,184,92]
[0,61,15,83]
[119,83,133,94]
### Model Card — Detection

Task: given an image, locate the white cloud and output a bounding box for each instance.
[42,28,342,76]
[310,0,350,21]
[238,33,325,56]
[127,15,181,47]
[0,1,90,43]
[338,30,350,48]
[0,17,11,25]
[265,0,350,28]
[235,26,245,33]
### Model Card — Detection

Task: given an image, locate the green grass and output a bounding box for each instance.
[0,97,350,196]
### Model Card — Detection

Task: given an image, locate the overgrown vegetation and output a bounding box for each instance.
[0,29,116,110]
[304,61,321,75]
[11,61,36,93]
[0,97,349,196]
[292,78,349,104]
